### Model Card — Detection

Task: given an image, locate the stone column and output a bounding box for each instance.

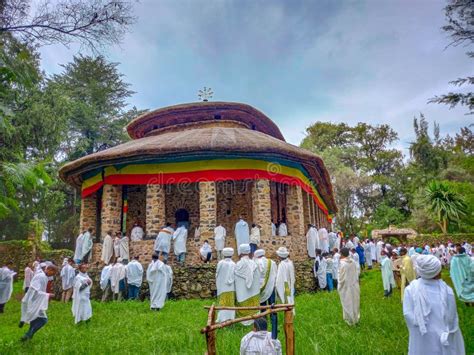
[302,191,311,227]
[101,185,122,237]
[251,179,272,239]
[80,193,97,233]
[199,181,217,240]
[286,184,305,261]
[146,184,166,237]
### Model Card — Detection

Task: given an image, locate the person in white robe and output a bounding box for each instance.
[110,258,126,301]
[337,248,360,326]
[119,234,130,263]
[200,240,213,263]
[0,262,16,313]
[71,263,92,324]
[73,232,84,263]
[271,221,276,237]
[60,258,76,302]
[216,247,236,323]
[130,223,144,242]
[146,253,169,310]
[314,251,327,289]
[318,228,329,253]
[369,239,376,264]
[173,225,188,264]
[154,223,174,262]
[81,228,93,263]
[364,241,373,269]
[335,232,342,250]
[328,231,337,251]
[235,217,250,249]
[376,239,383,263]
[350,249,360,276]
[112,232,121,258]
[164,262,173,296]
[278,222,288,237]
[381,251,396,297]
[235,244,261,325]
[353,236,360,247]
[101,231,114,265]
[306,224,318,258]
[249,224,261,255]
[275,247,295,309]
[403,255,465,355]
[23,263,34,293]
[240,318,282,355]
[100,264,113,302]
[254,249,278,339]
[214,224,227,260]
[345,238,354,250]
[125,256,143,300]
[20,264,57,341]
[332,249,341,286]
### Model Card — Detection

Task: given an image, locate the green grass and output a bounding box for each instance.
[0,269,472,354]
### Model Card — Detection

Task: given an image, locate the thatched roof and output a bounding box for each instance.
[127,101,285,140]
[60,128,336,213]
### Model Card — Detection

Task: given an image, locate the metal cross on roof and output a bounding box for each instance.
[198,87,214,102]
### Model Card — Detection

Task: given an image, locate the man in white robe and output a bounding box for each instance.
[110,258,126,301]
[235,244,261,325]
[350,249,360,276]
[275,247,295,308]
[306,224,318,258]
[23,263,34,294]
[173,225,188,264]
[403,255,465,355]
[381,251,396,297]
[318,227,329,253]
[146,253,169,310]
[364,241,373,269]
[214,224,227,260]
[328,231,337,251]
[249,224,261,255]
[200,240,213,263]
[130,223,144,242]
[119,234,130,263]
[20,264,57,341]
[81,228,93,263]
[332,249,341,286]
[337,247,360,326]
[235,217,250,249]
[154,223,174,262]
[271,221,276,237]
[278,222,288,237]
[314,251,327,289]
[0,262,16,313]
[73,232,84,264]
[101,230,114,265]
[216,247,236,323]
[113,232,121,259]
[100,263,113,302]
[71,263,92,324]
[164,262,173,297]
[369,239,376,264]
[240,318,282,355]
[376,239,384,263]
[126,256,143,300]
[254,249,278,339]
[60,258,76,302]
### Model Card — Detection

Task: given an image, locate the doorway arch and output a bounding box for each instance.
[175,208,190,229]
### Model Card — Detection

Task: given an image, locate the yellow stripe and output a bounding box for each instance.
[81,172,102,190]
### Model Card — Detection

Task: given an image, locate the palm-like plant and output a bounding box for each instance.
[424,181,467,234]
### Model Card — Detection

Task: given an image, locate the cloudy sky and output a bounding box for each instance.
[40,0,472,152]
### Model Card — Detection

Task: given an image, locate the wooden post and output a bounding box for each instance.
[206,304,217,355]
[284,309,295,355]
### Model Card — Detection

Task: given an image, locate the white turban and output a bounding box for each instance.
[254,249,265,258]
[276,246,289,258]
[415,255,441,279]
[238,244,251,255]
[222,247,234,257]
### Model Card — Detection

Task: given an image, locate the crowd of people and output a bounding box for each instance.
[0,218,472,354]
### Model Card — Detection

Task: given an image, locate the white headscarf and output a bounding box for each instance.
[415,255,441,279]
[238,243,251,256]
[222,247,234,257]
[276,247,289,258]
[254,249,265,258]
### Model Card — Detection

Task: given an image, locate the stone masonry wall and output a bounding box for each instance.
[125,186,146,236]
[286,185,306,261]
[80,193,97,233]
[251,179,272,240]
[145,184,166,237]
[78,258,317,301]
[101,184,122,237]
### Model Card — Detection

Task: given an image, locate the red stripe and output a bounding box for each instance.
[81,181,104,198]
[103,169,329,216]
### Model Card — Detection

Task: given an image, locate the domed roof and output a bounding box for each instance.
[59,125,337,213]
[126,101,285,140]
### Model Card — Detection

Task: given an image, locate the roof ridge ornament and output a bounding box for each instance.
[198,86,214,102]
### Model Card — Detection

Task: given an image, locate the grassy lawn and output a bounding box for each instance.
[0,269,472,354]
